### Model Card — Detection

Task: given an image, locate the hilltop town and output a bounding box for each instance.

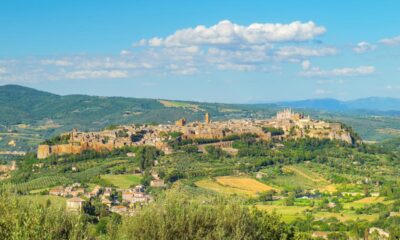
[37,109,353,159]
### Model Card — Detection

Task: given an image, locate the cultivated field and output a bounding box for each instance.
[256,205,310,222]
[264,165,332,190]
[101,174,142,189]
[20,195,67,209]
[158,100,203,111]
[196,176,275,197]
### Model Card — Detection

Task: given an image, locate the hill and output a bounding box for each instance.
[0,85,399,153]
[276,97,400,112]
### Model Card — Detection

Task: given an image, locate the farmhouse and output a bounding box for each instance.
[66,197,85,212]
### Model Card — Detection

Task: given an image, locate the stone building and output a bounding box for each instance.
[66,197,85,212]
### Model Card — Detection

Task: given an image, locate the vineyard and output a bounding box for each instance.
[0,159,129,193]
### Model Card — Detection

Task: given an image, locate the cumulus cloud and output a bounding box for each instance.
[275,46,337,58]
[0,20,337,82]
[138,20,326,47]
[379,35,400,46]
[300,66,375,77]
[353,41,376,53]
[0,67,6,74]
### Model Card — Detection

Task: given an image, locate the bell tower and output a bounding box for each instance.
[205,112,210,124]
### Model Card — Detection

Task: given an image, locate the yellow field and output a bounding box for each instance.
[343,196,394,210]
[354,197,385,203]
[196,179,254,196]
[318,184,338,193]
[216,176,275,193]
[158,100,203,111]
[196,176,275,197]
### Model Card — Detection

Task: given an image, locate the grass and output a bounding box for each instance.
[264,165,331,190]
[20,195,67,209]
[283,165,329,185]
[343,196,393,210]
[314,211,379,222]
[256,205,311,222]
[101,174,142,189]
[257,204,379,223]
[195,176,274,197]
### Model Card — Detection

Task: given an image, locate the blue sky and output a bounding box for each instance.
[1,1,400,103]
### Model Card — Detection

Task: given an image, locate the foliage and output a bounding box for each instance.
[262,127,285,136]
[115,191,295,240]
[0,192,88,239]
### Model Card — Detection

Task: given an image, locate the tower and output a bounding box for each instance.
[205,112,210,124]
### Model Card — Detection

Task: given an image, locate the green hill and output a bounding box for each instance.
[0,85,399,153]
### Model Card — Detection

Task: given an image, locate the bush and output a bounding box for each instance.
[0,193,87,239]
[116,191,295,240]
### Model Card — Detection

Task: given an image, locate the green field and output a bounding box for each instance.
[20,195,67,209]
[101,174,142,188]
[256,205,311,222]
[262,165,331,190]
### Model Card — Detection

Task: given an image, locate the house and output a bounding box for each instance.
[368,227,390,239]
[327,202,336,208]
[132,192,151,203]
[101,198,112,207]
[103,187,112,197]
[122,190,135,202]
[135,185,145,192]
[49,187,64,196]
[86,185,101,198]
[150,179,165,187]
[110,205,128,215]
[70,187,85,197]
[311,231,328,239]
[66,197,85,212]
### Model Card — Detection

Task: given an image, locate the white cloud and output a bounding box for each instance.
[275,46,337,58]
[379,35,400,46]
[301,60,311,70]
[41,59,73,66]
[64,70,128,80]
[138,20,326,47]
[120,50,132,56]
[385,85,400,91]
[0,67,6,74]
[316,79,344,84]
[300,66,375,77]
[353,41,376,53]
[314,89,329,95]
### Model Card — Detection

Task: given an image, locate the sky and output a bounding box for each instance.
[1,0,400,103]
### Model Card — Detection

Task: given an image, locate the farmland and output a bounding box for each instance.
[196,176,275,197]
[101,174,142,189]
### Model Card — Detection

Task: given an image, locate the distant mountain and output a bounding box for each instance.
[276,97,400,112]
[346,97,400,111]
